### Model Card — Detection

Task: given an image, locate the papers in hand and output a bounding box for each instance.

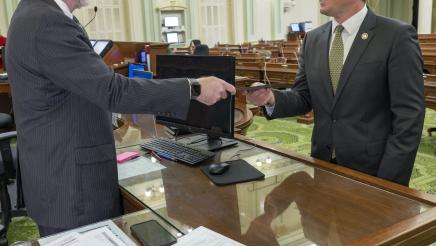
[175,226,245,246]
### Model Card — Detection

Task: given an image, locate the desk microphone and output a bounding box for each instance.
[84,6,98,28]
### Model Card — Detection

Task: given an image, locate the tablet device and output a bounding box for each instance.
[130,220,177,246]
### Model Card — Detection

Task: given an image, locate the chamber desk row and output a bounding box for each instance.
[115,122,436,246]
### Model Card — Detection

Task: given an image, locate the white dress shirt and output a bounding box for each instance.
[265,5,368,115]
[330,5,368,62]
[53,0,73,20]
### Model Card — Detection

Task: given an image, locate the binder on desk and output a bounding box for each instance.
[200,159,264,186]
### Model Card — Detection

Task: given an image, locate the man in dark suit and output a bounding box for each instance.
[6,0,235,237]
[247,0,425,186]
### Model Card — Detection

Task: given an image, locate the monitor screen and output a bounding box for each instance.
[304,21,313,32]
[164,17,180,27]
[156,55,235,141]
[93,40,113,57]
[128,63,146,78]
[291,23,300,32]
[140,50,147,63]
[166,33,179,44]
[90,40,96,47]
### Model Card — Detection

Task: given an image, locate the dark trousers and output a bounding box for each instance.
[38,224,69,238]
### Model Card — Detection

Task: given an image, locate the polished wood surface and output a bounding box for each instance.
[108,41,170,75]
[0,68,11,114]
[116,129,436,245]
[0,82,8,94]
[425,75,436,111]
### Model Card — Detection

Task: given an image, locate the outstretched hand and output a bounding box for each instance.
[245,82,275,106]
[195,76,236,106]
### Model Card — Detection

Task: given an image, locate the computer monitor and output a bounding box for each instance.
[166,33,179,44]
[93,40,113,57]
[299,21,313,33]
[291,23,300,32]
[164,17,180,27]
[304,21,313,32]
[156,55,237,151]
[128,63,153,79]
[128,63,145,77]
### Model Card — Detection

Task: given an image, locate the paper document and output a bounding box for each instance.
[175,226,245,246]
[39,220,135,246]
[117,156,166,180]
[42,227,125,246]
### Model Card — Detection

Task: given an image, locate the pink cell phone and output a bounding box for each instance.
[117,151,140,164]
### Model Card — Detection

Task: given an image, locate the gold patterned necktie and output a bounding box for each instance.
[329,25,344,95]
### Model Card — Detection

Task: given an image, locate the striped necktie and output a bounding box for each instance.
[329,25,344,95]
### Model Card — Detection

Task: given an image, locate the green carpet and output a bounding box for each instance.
[7,110,436,245]
[7,217,38,245]
[246,109,436,195]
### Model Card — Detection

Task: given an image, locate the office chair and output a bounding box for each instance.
[0,131,25,246]
[189,39,201,54]
[193,44,209,56]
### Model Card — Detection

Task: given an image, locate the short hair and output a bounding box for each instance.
[190,40,201,48]
[193,44,209,56]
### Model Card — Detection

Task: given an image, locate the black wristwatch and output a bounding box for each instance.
[188,78,201,100]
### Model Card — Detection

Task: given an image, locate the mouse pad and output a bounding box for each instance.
[200,159,265,186]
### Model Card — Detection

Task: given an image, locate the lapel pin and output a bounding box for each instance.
[361,33,368,40]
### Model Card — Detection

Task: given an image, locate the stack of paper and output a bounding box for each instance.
[42,227,127,246]
[175,226,245,246]
[39,220,136,246]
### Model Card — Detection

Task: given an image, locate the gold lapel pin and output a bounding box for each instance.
[361,33,369,40]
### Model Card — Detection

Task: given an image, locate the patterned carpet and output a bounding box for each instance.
[6,110,436,245]
[246,109,436,195]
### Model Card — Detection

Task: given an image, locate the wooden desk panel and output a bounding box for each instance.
[0,82,8,94]
[118,133,436,245]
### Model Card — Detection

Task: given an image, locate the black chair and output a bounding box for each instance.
[0,115,11,133]
[193,44,209,56]
[0,130,25,246]
[189,39,201,54]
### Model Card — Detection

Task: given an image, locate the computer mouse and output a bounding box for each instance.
[208,162,230,175]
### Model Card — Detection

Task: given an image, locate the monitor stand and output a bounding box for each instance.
[188,134,238,151]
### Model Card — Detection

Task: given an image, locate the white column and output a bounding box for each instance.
[231,0,245,44]
[418,0,433,34]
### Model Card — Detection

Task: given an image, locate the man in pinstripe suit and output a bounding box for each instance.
[6,0,235,237]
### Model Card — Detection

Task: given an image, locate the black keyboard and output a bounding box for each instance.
[141,137,215,165]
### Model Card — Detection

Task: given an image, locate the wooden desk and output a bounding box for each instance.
[0,82,8,94]
[117,131,436,245]
[0,69,11,114]
[32,209,183,245]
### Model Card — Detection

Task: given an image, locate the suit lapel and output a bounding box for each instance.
[318,23,335,104]
[332,9,377,109]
